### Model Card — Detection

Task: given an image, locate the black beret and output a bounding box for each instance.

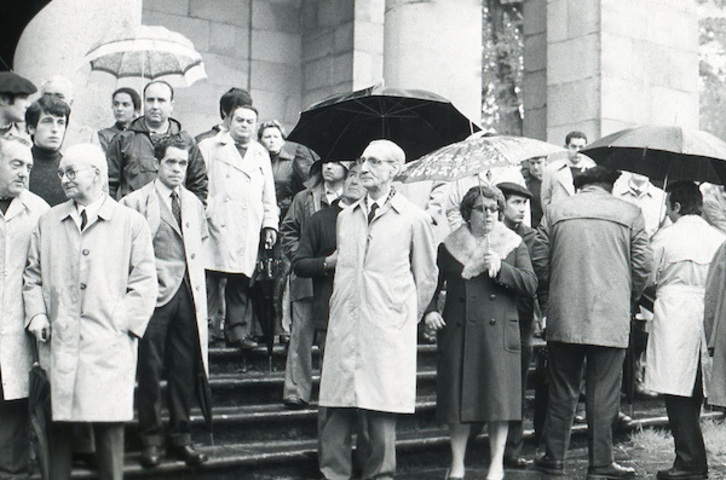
[0,72,37,96]
[573,165,621,190]
[496,181,532,199]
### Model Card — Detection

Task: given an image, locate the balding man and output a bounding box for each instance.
[0,137,49,479]
[24,143,157,479]
[318,139,438,480]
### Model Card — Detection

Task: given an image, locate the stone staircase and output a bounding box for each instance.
[52,340,721,479]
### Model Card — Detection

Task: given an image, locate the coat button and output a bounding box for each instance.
[489,319,496,325]
[186,222,190,228]
[82,249,90,255]
[490,294,496,301]
[191,253,196,259]
[80,283,86,290]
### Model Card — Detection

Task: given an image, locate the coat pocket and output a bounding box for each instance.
[503,318,521,353]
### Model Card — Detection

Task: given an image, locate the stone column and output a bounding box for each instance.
[383,0,482,122]
[523,0,699,144]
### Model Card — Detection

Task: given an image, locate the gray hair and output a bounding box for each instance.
[368,139,405,165]
[63,143,108,192]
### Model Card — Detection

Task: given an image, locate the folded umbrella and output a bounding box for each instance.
[28,340,50,479]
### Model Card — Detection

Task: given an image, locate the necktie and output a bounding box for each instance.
[171,191,182,228]
[368,203,378,224]
[80,209,88,231]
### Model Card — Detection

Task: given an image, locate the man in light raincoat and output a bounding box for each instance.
[24,143,157,479]
[318,139,438,480]
[644,181,724,480]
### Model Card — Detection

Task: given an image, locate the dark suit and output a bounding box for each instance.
[121,182,209,448]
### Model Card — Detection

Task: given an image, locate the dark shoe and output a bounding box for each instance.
[170,444,208,466]
[635,384,659,399]
[139,445,161,468]
[587,462,635,479]
[656,467,708,479]
[236,337,259,350]
[534,455,564,475]
[283,397,309,409]
[616,411,635,430]
[504,456,533,469]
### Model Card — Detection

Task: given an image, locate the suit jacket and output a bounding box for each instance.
[121,181,210,374]
[540,156,596,211]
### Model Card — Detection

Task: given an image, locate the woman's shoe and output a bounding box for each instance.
[445,468,464,480]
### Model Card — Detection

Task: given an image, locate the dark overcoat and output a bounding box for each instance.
[429,224,537,423]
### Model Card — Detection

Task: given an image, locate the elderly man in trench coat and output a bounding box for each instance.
[532,166,651,479]
[24,143,157,480]
[0,137,49,478]
[318,139,438,480]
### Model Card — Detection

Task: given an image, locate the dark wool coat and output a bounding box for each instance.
[429,224,537,424]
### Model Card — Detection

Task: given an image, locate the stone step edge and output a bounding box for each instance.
[63,410,723,479]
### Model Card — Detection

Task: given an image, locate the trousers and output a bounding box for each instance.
[544,341,625,467]
[663,367,708,473]
[49,422,124,480]
[283,298,314,402]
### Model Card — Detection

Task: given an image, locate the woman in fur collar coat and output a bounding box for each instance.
[424,185,537,480]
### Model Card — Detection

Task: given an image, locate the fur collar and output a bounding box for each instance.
[444,222,522,279]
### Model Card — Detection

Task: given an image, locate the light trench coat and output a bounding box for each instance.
[644,215,725,397]
[0,190,49,400]
[198,131,278,276]
[319,192,438,413]
[120,182,209,374]
[23,197,157,421]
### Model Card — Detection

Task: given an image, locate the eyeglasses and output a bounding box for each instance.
[472,205,500,214]
[56,167,96,180]
[356,157,396,168]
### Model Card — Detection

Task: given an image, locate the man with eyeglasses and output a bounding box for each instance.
[318,139,438,480]
[0,137,49,479]
[121,135,210,467]
[24,143,157,479]
[532,166,651,479]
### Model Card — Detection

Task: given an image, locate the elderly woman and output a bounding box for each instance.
[424,185,537,480]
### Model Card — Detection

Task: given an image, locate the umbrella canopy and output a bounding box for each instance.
[85,25,207,87]
[581,125,726,185]
[396,132,566,183]
[287,85,479,162]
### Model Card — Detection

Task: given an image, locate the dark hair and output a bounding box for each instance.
[573,166,620,191]
[25,95,71,129]
[258,119,287,140]
[228,103,258,119]
[666,181,702,216]
[565,130,587,145]
[153,135,188,161]
[143,80,174,101]
[460,185,505,223]
[112,87,141,111]
[219,88,253,119]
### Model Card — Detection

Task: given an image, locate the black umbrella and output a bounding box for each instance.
[28,340,50,479]
[195,360,214,447]
[249,246,283,360]
[287,84,480,162]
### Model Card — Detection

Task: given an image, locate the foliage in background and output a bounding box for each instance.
[481,0,524,136]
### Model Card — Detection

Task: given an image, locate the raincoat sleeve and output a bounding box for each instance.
[280,191,305,261]
[183,137,209,207]
[411,211,438,321]
[531,215,551,313]
[424,244,446,315]
[22,224,46,328]
[106,133,125,199]
[630,212,652,303]
[293,214,326,278]
[261,152,279,232]
[116,216,158,339]
[497,242,538,298]
[705,243,726,348]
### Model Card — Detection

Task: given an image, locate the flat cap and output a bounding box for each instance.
[496,181,532,199]
[0,72,37,95]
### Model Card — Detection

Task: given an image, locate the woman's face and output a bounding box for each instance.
[470,195,499,235]
[260,127,284,154]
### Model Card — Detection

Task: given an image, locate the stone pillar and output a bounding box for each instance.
[383,0,482,122]
[523,0,699,144]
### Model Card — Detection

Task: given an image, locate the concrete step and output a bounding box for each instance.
[61,404,724,479]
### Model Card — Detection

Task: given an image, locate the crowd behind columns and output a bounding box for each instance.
[2,70,726,480]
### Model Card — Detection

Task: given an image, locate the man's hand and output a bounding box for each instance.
[424,311,446,331]
[28,314,51,343]
[324,250,338,270]
[264,228,277,249]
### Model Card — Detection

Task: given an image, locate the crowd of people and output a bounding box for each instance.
[2,68,726,480]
